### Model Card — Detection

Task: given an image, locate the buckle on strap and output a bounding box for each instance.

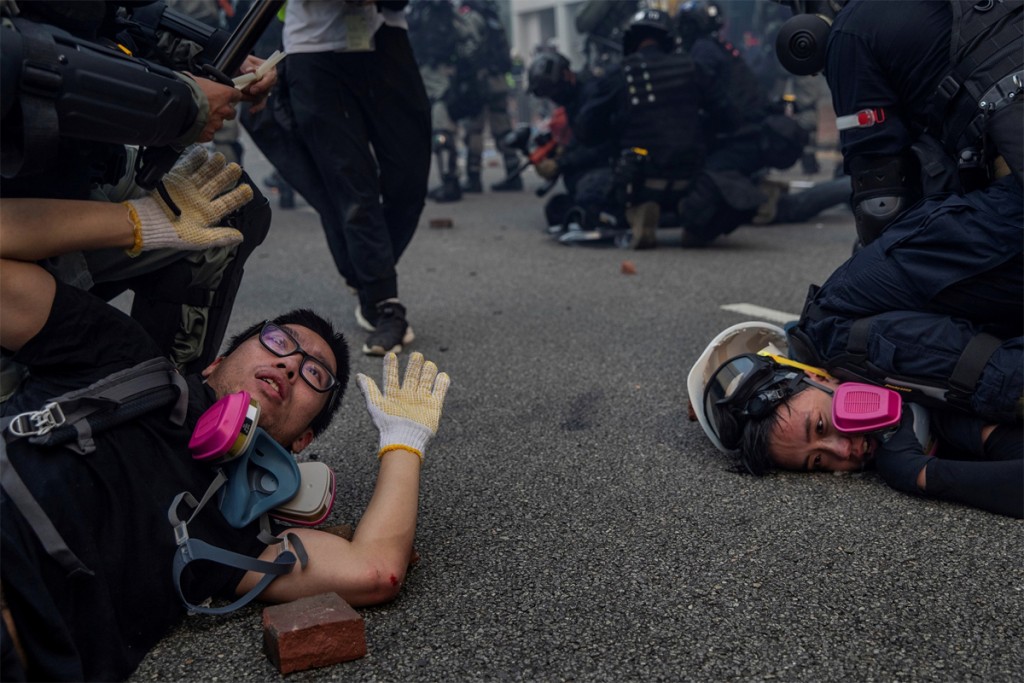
[7,402,66,437]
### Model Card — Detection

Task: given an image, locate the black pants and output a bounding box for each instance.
[284,27,430,306]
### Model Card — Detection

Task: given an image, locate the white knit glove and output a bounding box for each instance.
[356,352,451,461]
[124,146,251,256]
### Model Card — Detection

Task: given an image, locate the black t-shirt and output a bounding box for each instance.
[1,283,266,681]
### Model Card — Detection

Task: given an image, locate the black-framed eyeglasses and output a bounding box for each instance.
[258,322,338,393]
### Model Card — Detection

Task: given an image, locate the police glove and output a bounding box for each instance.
[535,158,560,180]
[357,352,451,461]
[874,409,932,495]
[124,146,250,256]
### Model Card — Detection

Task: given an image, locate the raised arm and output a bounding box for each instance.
[242,352,451,606]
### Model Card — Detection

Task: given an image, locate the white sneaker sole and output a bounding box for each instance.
[357,305,414,354]
[362,327,416,356]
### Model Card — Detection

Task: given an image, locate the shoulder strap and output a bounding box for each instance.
[2,357,188,454]
[167,472,308,616]
[0,357,187,577]
[836,315,1003,413]
[0,438,93,578]
[932,0,1024,149]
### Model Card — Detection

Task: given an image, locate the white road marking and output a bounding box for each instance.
[720,303,799,324]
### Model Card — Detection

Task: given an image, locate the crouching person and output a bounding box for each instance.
[0,163,450,681]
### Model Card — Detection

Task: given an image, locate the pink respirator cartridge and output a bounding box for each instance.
[831,383,902,434]
[189,391,261,463]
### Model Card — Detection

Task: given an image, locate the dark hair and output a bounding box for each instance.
[222,309,350,439]
[737,399,789,476]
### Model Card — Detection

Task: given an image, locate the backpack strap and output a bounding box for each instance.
[0,357,187,577]
[2,357,187,454]
[0,438,93,578]
[168,472,308,616]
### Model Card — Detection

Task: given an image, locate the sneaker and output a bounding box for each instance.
[355,303,416,337]
[490,175,523,192]
[355,304,377,332]
[362,301,415,355]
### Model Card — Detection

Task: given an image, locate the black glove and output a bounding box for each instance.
[874,410,932,494]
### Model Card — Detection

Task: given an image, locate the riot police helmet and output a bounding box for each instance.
[622,8,675,56]
[527,51,575,105]
[676,0,725,46]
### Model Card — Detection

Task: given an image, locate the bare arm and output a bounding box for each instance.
[238,449,422,606]
[1,199,135,261]
[0,199,136,352]
[239,352,450,606]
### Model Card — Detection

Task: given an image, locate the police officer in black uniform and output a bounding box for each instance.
[766,0,1023,499]
[525,51,619,238]
[1,0,272,376]
[776,0,1022,246]
[573,8,734,249]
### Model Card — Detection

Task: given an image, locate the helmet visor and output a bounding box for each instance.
[703,354,823,451]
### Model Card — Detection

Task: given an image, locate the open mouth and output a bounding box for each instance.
[258,376,283,399]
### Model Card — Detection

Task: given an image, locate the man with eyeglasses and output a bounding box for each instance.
[0,154,451,681]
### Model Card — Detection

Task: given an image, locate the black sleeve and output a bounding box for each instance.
[925,458,1024,519]
[559,139,614,176]
[573,71,625,148]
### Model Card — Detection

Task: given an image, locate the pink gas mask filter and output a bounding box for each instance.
[831,383,902,435]
[189,391,261,464]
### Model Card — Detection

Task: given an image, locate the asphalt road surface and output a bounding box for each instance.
[131,145,1023,682]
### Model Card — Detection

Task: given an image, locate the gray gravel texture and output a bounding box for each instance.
[130,149,1023,683]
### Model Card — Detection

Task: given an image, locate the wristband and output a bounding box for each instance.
[123,202,144,257]
[378,444,424,462]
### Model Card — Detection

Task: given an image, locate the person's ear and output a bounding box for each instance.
[290,428,314,454]
[201,356,224,379]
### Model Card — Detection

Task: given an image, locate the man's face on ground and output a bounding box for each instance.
[768,377,877,473]
[201,324,336,453]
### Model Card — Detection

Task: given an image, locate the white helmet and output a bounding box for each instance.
[687,322,788,453]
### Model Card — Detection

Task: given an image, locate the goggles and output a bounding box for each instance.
[259,322,338,393]
[703,353,832,450]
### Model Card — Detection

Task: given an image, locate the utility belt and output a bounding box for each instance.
[614,147,693,206]
[792,288,1007,417]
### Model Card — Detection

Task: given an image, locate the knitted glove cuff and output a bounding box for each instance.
[377,416,434,462]
[125,196,177,254]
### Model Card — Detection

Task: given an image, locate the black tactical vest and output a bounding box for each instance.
[619,49,704,176]
[931,0,1023,157]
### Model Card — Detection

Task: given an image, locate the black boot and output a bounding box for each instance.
[430,130,462,202]
[462,172,483,193]
[491,174,523,191]
[428,175,462,202]
[491,155,523,191]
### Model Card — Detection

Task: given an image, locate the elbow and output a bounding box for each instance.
[353,561,408,606]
